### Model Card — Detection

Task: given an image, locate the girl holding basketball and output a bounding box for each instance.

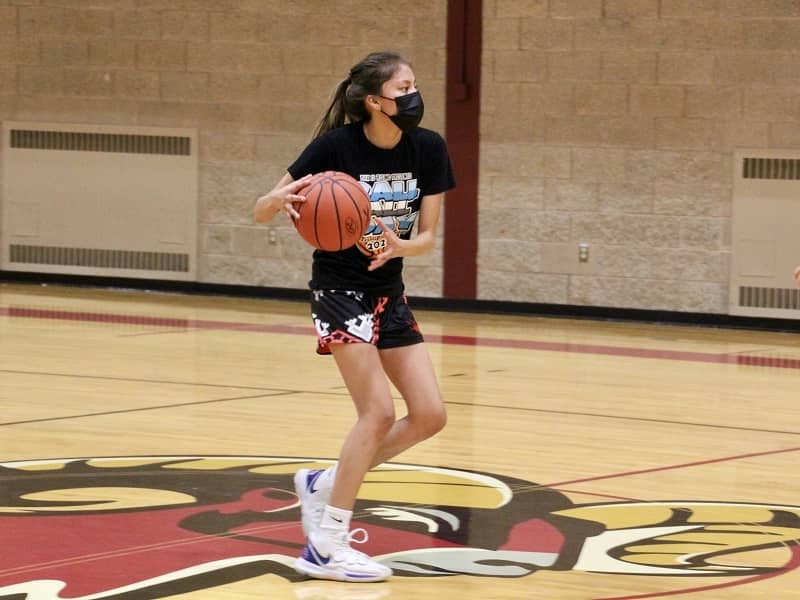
[254,51,455,582]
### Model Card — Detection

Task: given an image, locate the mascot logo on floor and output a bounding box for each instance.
[1,456,799,599]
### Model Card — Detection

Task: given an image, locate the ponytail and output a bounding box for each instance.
[312,78,351,140]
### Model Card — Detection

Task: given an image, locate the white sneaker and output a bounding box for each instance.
[295,528,392,583]
[294,468,331,539]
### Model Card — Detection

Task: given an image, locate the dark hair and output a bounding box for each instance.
[312,51,409,139]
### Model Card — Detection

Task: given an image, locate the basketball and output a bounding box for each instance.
[293,171,372,252]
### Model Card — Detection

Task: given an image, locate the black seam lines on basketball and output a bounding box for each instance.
[309,181,323,250]
[300,174,367,252]
[331,180,345,251]
[313,176,337,251]
[338,182,368,239]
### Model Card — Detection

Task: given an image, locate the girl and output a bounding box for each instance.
[254,51,455,582]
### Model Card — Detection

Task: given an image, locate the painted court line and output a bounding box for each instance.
[2,306,800,370]
[543,445,800,489]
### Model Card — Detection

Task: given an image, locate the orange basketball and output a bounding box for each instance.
[294,171,372,252]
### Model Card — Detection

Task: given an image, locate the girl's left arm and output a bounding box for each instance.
[368,193,443,271]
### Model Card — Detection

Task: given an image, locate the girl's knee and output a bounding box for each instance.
[361,407,396,438]
[415,402,446,440]
[427,403,447,437]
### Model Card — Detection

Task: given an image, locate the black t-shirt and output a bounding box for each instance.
[287,122,456,296]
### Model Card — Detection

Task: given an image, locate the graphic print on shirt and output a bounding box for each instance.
[357,172,421,257]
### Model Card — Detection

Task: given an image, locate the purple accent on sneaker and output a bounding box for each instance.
[303,541,331,566]
[345,572,380,579]
[307,469,324,494]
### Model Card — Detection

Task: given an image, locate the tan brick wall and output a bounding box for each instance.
[3,2,800,312]
[0,1,447,298]
[479,0,800,312]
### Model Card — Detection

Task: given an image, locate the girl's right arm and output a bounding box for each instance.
[254,173,314,223]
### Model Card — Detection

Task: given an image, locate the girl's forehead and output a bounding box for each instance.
[386,64,416,84]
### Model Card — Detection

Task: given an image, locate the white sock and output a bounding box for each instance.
[320,504,352,532]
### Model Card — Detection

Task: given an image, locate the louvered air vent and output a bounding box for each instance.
[738,286,800,310]
[10,129,191,155]
[2,121,198,280]
[730,150,800,319]
[9,245,189,272]
[742,157,800,180]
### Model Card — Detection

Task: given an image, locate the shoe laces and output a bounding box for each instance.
[348,527,369,545]
[330,528,372,565]
[328,527,369,546]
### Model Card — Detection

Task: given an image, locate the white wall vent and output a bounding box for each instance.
[1,121,198,280]
[730,149,800,319]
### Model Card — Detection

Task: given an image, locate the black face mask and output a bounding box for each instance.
[379,91,424,133]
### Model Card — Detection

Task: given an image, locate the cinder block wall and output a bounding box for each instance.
[0,1,448,295]
[480,0,800,312]
[2,2,799,311]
